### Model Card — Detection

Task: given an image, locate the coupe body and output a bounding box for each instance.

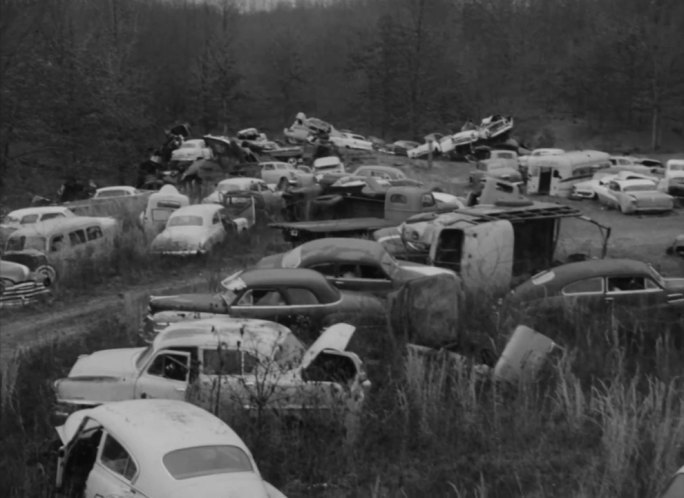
[150,204,229,256]
[596,179,674,213]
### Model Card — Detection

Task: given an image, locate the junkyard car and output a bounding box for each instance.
[255,237,459,295]
[259,161,314,189]
[505,259,684,325]
[283,113,335,143]
[170,138,213,162]
[351,165,409,181]
[150,204,230,256]
[608,156,655,174]
[53,399,286,498]
[329,132,374,151]
[596,178,674,213]
[518,148,565,169]
[146,268,387,342]
[479,115,514,139]
[203,177,282,217]
[1,206,76,240]
[388,140,420,156]
[55,319,369,425]
[469,149,523,184]
[237,128,279,153]
[312,156,346,180]
[662,159,684,197]
[92,186,140,198]
[571,170,659,200]
[202,177,272,204]
[407,133,445,159]
[0,259,51,307]
[139,184,189,235]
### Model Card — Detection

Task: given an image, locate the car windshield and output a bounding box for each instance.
[6,235,46,251]
[623,184,655,192]
[163,445,253,480]
[167,215,204,227]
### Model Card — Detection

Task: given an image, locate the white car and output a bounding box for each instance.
[597,178,674,214]
[0,206,76,240]
[608,155,654,174]
[54,399,285,498]
[312,156,346,179]
[329,132,374,151]
[93,186,140,199]
[407,133,445,159]
[259,161,313,188]
[170,138,213,162]
[202,177,272,204]
[571,170,659,200]
[351,165,408,180]
[150,204,230,255]
[53,318,369,419]
[139,185,190,235]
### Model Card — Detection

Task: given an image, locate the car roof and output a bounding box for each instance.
[96,186,136,192]
[313,156,342,166]
[7,206,73,217]
[8,216,116,237]
[285,237,389,267]
[235,268,340,301]
[217,177,262,186]
[532,259,653,289]
[354,165,402,173]
[154,317,299,354]
[87,399,249,458]
[170,204,222,217]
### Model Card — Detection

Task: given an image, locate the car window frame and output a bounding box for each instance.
[232,288,290,307]
[561,277,605,296]
[98,431,140,484]
[605,275,660,295]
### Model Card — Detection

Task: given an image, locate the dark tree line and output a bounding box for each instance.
[1,0,683,198]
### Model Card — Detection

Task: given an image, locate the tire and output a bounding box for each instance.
[35,265,57,286]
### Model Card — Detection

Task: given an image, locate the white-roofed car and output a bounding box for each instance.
[259,161,314,190]
[170,138,213,162]
[53,399,286,498]
[139,184,190,235]
[0,206,76,241]
[53,318,370,427]
[518,148,565,169]
[329,132,374,151]
[571,170,660,200]
[596,178,674,214]
[92,186,141,199]
[312,156,345,180]
[150,204,231,256]
[202,177,272,204]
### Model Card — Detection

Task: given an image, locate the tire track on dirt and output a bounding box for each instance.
[0,275,212,374]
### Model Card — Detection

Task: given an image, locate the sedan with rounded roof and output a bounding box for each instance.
[54,399,285,498]
[150,204,230,256]
[146,268,387,342]
[504,259,684,327]
[0,206,76,240]
[254,237,459,295]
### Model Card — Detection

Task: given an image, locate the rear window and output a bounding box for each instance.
[163,445,253,480]
[20,214,39,224]
[168,215,203,227]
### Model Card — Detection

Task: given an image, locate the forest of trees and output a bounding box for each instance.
[1,0,683,195]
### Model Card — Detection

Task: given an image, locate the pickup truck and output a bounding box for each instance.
[272,185,464,245]
[376,201,612,294]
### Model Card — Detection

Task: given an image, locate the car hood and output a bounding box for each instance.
[152,227,209,250]
[664,278,684,294]
[164,472,274,498]
[148,293,230,314]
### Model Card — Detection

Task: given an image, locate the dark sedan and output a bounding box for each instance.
[255,238,458,296]
[504,258,684,330]
[146,268,387,342]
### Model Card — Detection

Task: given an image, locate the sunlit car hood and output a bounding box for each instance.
[165,472,273,498]
[663,277,684,293]
[397,260,457,278]
[149,293,230,314]
[68,347,145,378]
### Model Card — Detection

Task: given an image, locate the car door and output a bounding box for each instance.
[85,431,147,498]
[199,347,263,410]
[604,274,669,321]
[228,287,294,323]
[56,416,104,494]
[330,263,394,294]
[134,350,191,400]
